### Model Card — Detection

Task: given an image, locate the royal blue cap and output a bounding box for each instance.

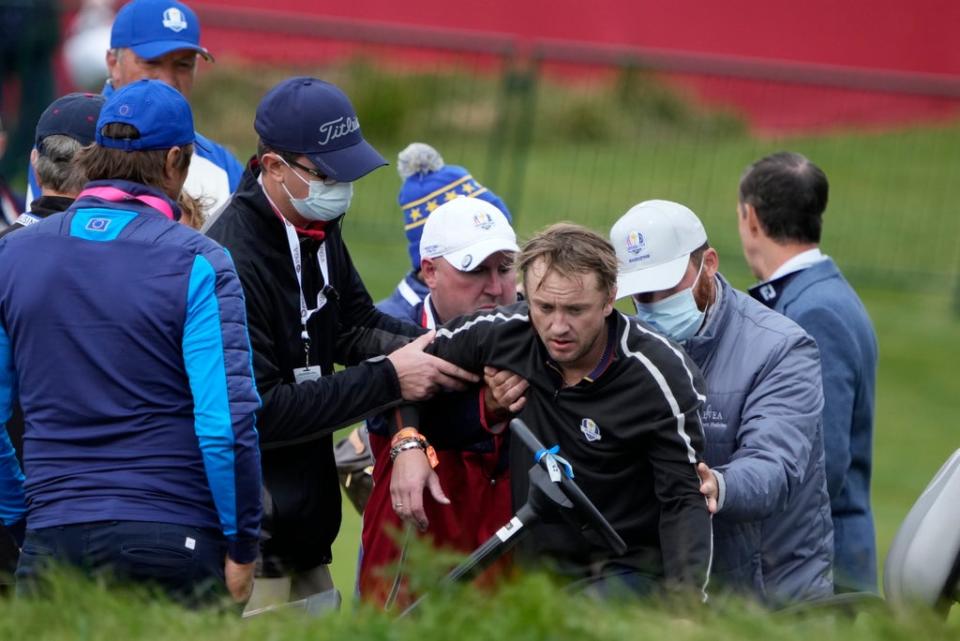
[254,77,387,183]
[111,0,213,62]
[95,79,199,151]
[35,93,107,152]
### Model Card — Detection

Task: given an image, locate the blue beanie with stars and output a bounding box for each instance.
[397,142,511,272]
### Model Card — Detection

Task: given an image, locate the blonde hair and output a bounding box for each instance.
[517,222,618,296]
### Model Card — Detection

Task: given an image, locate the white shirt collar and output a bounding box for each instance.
[767,248,828,282]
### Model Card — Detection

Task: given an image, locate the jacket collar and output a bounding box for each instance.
[72,180,181,221]
[683,273,734,360]
[749,258,841,309]
[27,195,75,218]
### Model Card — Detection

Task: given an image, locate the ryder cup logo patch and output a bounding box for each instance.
[580,418,601,442]
[162,7,188,32]
[85,217,112,232]
[626,230,645,255]
[472,211,495,231]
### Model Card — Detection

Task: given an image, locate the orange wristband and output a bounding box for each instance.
[391,427,422,448]
[424,445,439,469]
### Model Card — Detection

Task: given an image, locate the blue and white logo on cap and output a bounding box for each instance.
[162,7,188,32]
[626,230,645,255]
[473,211,495,231]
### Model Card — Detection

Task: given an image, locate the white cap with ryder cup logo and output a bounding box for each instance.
[419,197,519,272]
[611,199,707,298]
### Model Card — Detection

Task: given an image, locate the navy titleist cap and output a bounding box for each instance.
[254,77,387,183]
[35,93,107,152]
[96,79,200,151]
[111,0,213,62]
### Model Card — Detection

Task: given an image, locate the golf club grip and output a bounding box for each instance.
[510,418,547,454]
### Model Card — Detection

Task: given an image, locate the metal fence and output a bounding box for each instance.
[194,4,960,299]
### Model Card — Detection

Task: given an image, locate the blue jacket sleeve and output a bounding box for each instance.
[792,305,858,500]
[183,251,263,563]
[0,319,26,529]
[715,332,824,521]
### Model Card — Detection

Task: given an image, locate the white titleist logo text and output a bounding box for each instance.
[318,116,359,146]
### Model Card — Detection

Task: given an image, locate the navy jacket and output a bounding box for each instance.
[206,163,420,572]
[757,258,878,592]
[376,271,429,320]
[0,180,262,563]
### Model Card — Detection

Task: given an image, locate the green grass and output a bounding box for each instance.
[1,569,957,641]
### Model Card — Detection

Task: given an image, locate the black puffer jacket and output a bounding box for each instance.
[206,160,421,572]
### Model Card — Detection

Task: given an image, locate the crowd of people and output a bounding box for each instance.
[0,0,878,614]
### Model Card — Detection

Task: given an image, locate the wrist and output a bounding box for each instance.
[479,387,509,434]
[713,469,726,513]
[390,431,439,468]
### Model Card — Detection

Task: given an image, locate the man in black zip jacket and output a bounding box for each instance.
[390,223,713,599]
[206,77,477,606]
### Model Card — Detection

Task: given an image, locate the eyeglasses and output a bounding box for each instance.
[273,154,337,185]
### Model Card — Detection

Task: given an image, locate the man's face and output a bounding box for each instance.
[526,259,614,373]
[108,48,198,97]
[260,152,329,226]
[422,251,517,322]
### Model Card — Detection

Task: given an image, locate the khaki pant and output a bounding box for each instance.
[243,565,335,616]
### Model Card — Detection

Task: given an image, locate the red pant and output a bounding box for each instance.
[359,432,512,608]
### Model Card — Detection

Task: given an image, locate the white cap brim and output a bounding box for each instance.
[442,237,520,272]
[616,253,690,299]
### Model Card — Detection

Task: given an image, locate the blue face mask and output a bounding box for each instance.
[277,157,353,222]
[633,260,706,343]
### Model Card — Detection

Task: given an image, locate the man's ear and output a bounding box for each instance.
[702,247,720,279]
[420,258,439,289]
[164,146,183,177]
[106,49,121,84]
[260,153,285,182]
[29,148,39,176]
[740,202,763,237]
[603,285,617,316]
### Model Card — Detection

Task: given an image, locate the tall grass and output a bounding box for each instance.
[1,568,956,641]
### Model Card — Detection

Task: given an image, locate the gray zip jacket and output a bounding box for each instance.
[681,274,834,604]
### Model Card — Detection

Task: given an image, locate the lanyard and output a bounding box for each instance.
[259,173,332,366]
[281,215,330,363]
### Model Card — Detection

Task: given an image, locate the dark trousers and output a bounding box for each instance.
[16,521,228,607]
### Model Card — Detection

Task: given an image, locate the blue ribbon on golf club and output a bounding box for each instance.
[535,445,574,482]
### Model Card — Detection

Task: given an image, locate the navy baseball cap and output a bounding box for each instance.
[111,0,213,62]
[35,93,107,152]
[254,77,387,183]
[95,79,200,151]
